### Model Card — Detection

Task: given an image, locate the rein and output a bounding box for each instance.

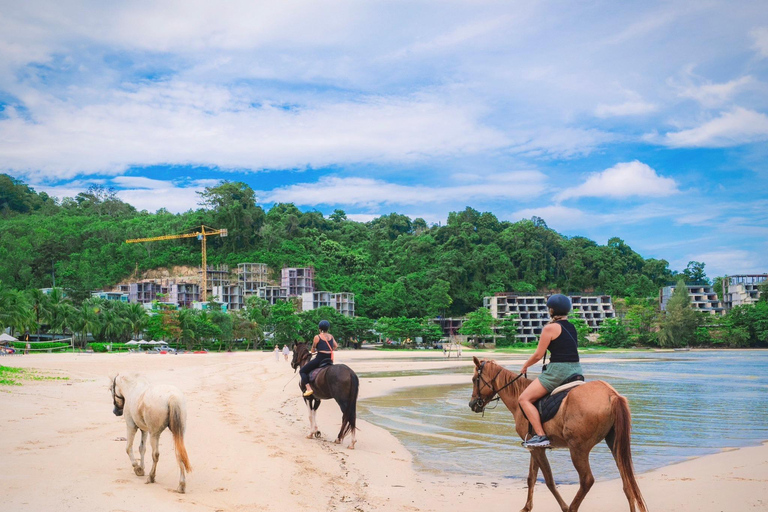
[475,361,526,413]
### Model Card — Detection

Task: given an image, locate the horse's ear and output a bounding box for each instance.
[473,356,481,367]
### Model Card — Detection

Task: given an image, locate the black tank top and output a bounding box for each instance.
[548,320,579,363]
[316,334,334,352]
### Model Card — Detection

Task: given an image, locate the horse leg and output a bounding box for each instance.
[138,429,148,476]
[567,448,595,512]
[521,454,540,512]
[305,398,320,438]
[532,449,568,512]
[125,421,143,476]
[312,400,321,438]
[146,433,160,484]
[335,400,348,445]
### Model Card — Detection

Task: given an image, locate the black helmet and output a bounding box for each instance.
[546,294,571,316]
[318,320,330,332]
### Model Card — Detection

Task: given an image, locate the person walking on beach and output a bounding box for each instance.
[282,344,290,361]
[300,320,337,397]
[274,344,280,362]
[518,294,583,448]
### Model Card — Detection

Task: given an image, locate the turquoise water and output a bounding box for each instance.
[358,351,768,483]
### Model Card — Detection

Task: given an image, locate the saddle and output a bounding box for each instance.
[533,374,585,424]
[308,358,333,383]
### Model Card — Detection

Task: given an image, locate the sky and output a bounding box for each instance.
[1,1,767,278]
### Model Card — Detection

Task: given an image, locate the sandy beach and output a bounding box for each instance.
[1,349,766,512]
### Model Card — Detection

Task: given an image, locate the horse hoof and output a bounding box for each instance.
[146,476,155,484]
[134,467,144,476]
[314,431,321,439]
[334,438,341,445]
[347,445,355,450]
[177,485,186,494]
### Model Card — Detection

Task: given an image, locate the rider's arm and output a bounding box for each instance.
[332,337,338,350]
[521,323,560,375]
[311,335,319,354]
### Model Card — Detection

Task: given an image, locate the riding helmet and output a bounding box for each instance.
[546,294,571,316]
[318,320,331,332]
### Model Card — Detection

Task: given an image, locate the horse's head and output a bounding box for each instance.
[291,342,309,370]
[110,374,125,416]
[469,356,498,413]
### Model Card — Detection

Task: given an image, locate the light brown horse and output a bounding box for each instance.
[469,357,647,512]
[111,373,191,493]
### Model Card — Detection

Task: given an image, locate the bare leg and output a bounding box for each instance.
[567,448,595,512]
[521,454,540,512]
[138,430,147,475]
[146,434,160,484]
[519,379,549,437]
[125,422,143,476]
[533,449,568,511]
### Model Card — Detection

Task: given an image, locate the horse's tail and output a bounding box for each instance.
[611,393,646,512]
[169,395,192,473]
[340,370,359,439]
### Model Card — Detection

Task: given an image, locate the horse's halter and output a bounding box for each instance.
[471,361,525,413]
[111,377,125,412]
[291,344,310,371]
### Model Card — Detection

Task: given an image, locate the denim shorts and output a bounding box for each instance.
[537,362,583,392]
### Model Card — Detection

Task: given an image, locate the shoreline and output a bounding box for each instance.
[0,351,766,511]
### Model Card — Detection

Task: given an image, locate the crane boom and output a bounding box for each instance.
[126,225,228,301]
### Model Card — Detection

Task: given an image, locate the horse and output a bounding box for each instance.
[291,342,359,449]
[110,373,191,493]
[469,357,647,512]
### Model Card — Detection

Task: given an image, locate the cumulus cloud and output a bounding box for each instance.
[683,249,765,277]
[0,82,508,180]
[262,171,547,207]
[662,107,768,147]
[556,161,678,201]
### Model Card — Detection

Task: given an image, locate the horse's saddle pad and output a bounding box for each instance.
[308,360,333,382]
[535,374,585,424]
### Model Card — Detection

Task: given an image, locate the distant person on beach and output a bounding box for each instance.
[24,332,30,355]
[518,294,583,449]
[300,320,337,397]
[457,344,462,357]
[274,345,280,361]
[282,344,290,361]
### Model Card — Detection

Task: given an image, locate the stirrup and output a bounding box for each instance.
[303,388,314,397]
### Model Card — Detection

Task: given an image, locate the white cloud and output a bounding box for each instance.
[595,101,657,118]
[677,75,754,107]
[262,171,548,207]
[556,161,678,201]
[662,107,768,147]
[33,177,206,213]
[683,249,766,277]
[752,27,768,58]
[0,83,508,179]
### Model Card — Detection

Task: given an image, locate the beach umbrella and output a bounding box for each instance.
[0,333,18,342]
[126,340,140,345]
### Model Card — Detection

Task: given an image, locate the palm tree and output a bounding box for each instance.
[27,288,51,341]
[0,284,32,338]
[126,303,148,340]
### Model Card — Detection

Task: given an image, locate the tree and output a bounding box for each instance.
[683,261,708,284]
[659,278,700,347]
[497,315,520,346]
[270,300,300,348]
[598,318,630,347]
[458,307,496,344]
[569,315,590,345]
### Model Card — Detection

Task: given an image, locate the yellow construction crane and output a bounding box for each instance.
[126,225,228,302]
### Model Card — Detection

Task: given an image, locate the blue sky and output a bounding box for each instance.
[1,1,767,278]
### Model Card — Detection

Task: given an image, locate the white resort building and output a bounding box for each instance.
[659,284,724,315]
[722,274,767,310]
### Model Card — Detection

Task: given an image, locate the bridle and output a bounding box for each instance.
[472,361,526,412]
[291,344,311,371]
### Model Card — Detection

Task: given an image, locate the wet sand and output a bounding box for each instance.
[0,349,766,511]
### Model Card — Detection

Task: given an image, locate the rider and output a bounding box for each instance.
[300,320,338,397]
[518,294,583,448]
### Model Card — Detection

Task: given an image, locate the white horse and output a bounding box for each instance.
[110,373,191,493]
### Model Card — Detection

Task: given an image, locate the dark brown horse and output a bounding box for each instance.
[291,342,359,449]
[469,357,647,512]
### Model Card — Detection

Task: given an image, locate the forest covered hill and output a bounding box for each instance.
[0,174,687,317]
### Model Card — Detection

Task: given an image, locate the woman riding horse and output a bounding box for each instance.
[300,319,338,397]
[519,294,583,448]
